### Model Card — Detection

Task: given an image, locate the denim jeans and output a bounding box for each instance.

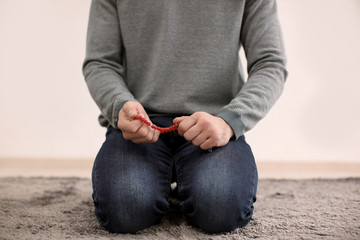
[92,116,258,234]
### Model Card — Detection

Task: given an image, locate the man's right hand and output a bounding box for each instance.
[117,101,160,144]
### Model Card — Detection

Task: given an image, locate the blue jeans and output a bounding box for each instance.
[92,116,258,234]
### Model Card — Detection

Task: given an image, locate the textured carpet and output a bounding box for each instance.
[0,177,359,240]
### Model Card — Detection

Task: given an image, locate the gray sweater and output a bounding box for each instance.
[83,0,287,139]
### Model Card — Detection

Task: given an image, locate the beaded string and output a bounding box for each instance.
[135,116,178,134]
[135,116,212,152]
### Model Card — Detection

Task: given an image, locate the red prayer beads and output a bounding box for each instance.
[135,116,178,134]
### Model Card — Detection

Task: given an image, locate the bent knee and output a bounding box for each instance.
[94,194,168,233]
[187,203,254,233]
[184,190,256,233]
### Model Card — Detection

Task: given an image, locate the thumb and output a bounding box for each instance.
[122,101,148,120]
[127,109,138,119]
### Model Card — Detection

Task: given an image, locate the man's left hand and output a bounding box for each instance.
[173,112,234,150]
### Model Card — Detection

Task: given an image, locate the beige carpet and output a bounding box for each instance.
[0,177,359,240]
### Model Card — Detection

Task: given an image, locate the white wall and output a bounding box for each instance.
[246,0,360,161]
[0,0,104,159]
[1,0,360,162]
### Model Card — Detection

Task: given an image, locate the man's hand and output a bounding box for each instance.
[117,101,160,144]
[173,112,234,150]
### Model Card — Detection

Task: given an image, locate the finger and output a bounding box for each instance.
[123,123,150,140]
[132,128,158,144]
[132,135,151,144]
[183,124,202,142]
[151,129,160,142]
[199,137,214,151]
[173,116,187,124]
[132,137,152,144]
[120,112,153,133]
[138,123,152,137]
[118,118,143,133]
[145,128,157,143]
[177,116,197,136]
[191,131,210,147]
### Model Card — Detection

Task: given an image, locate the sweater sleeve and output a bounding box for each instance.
[217,0,288,139]
[82,0,136,128]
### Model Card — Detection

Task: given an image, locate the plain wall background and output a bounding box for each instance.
[0,0,359,162]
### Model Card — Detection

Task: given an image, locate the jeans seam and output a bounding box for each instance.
[173,154,184,200]
[165,158,174,199]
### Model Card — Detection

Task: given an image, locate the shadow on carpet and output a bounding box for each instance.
[0,177,359,240]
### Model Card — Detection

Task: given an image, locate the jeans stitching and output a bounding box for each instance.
[165,156,174,200]
[173,153,183,199]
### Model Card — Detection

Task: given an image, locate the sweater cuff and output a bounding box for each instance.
[217,109,246,140]
[112,98,136,129]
